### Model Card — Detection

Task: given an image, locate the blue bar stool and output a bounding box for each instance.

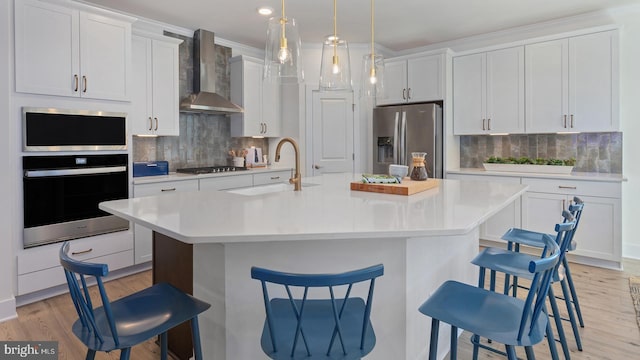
[251,264,384,359]
[503,197,585,328]
[418,220,573,360]
[471,209,580,360]
[59,242,211,360]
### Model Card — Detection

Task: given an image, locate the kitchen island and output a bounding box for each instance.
[100,173,528,360]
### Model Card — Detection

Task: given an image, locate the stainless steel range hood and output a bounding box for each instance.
[180,29,243,114]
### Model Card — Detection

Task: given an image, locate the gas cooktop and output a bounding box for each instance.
[176,166,248,174]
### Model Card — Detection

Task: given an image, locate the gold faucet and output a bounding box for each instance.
[275,137,302,191]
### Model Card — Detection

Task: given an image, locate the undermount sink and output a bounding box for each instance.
[227,182,317,196]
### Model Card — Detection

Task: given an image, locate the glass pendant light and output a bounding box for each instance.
[264,0,304,83]
[319,0,351,91]
[361,0,384,98]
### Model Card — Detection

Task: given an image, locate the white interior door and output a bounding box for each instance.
[311,91,354,175]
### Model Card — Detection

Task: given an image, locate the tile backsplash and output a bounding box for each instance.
[460,132,622,173]
[132,32,268,171]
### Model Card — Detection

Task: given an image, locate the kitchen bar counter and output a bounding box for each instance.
[100,173,527,360]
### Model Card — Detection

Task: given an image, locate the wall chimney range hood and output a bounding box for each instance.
[180,29,244,115]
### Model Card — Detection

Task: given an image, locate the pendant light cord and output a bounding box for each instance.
[281,0,286,37]
[370,0,374,58]
[333,0,338,58]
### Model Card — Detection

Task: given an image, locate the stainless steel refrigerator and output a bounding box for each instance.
[372,103,443,178]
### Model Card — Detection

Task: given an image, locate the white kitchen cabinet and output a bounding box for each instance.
[14,0,132,101]
[253,170,292,186]
[199,174,253,191]
[132,179,199,264]
[131,33,182,136]
[453,46,524,135]
[521,177,621,266]
[16,230,133,295]
[447,173,521,242]
[376,53,444,105]
[525,30,618,133]
[230,56,280,137]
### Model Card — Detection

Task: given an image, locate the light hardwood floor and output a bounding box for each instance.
[1,259,639,359]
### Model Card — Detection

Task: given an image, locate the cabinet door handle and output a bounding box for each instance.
[82,76,87,93]
[264,123,268,134]
[482,119,486,131]
[71,248,93,256]
[154,117,159,131]
[161,188,176,192]
[563,114,567,128]
[402,88,406,100]
[558,186,577,190]
[487,118,491,131]
[74,74,79,92]
[570,114,574,128]
[407,88,411,99]
[148,117,153,131]
[270,176,280,180]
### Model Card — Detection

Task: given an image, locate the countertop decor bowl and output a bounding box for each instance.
[389,164,409,178]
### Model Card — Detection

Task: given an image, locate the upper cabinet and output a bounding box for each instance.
[131,33,182,136]
[453,47,525,135]
[230,55,281,137]
[525,30,619,133]
[15,0,133,101]
[376,52,444,106]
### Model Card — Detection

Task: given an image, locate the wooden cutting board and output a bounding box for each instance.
[350,178,439,195]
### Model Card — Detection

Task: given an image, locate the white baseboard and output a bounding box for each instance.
[480,239,623,270]
[0,296,17,323]
[623,243,640,261]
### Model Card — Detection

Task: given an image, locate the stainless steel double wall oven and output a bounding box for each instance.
[22,108,129,248]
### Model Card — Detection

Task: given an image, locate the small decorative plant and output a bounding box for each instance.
[485,156,576,166]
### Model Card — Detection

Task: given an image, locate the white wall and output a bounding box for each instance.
[0,0,17,321]
[611,6,640,259]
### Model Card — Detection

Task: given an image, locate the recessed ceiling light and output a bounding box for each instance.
[257,6,273,16]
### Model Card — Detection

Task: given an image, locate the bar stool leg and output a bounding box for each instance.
[548,286,571,360]
[563,257,584,327]
[560,277,583,351]
[428,318,440,360]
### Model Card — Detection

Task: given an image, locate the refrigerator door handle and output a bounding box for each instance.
[400,111,407,165]
[393,112,400,164]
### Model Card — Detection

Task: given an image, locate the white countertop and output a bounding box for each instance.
[448,168,626,182]
[102,173,528,244]
[132,166,292,185]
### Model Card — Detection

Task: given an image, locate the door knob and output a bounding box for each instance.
[314,165,322,169]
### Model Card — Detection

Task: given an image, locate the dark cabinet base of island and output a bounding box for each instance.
[153,231,194,360]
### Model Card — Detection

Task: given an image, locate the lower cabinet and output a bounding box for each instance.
[133,179,199,264]
[253,170,292,186]
[447,173,521,242]
[199,174,252,191]
[16,230,133,296]
[521,177,621,265]
[448,172,623,267]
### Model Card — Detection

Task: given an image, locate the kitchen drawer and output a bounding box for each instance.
[199,174,253,191]
[134,179,199,196]
[17,230,133,275]
[522,177,620,198]
[253,170,291,186]
[17,250,133,295]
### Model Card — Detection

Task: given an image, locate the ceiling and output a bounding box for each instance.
[80,0,640,51]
